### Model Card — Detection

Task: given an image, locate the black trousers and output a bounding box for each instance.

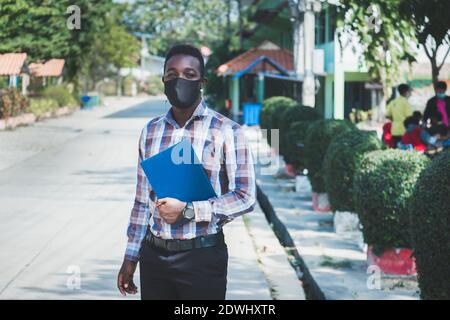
[139,239,228,300]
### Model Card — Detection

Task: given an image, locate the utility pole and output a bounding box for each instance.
[289,0,320,107]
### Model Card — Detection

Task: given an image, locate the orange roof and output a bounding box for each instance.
[0,53,27,76]
[30,59,65,77]
[217,43,293,75]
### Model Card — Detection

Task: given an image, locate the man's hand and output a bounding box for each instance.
[156,197,186,224]
[117,259,138,296]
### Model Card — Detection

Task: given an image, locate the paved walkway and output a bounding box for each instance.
[244,126,420,300]
[0,97,272,300]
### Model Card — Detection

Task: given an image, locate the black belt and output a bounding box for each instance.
[145,229,225,252]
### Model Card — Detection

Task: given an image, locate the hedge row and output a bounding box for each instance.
[353,149,430,252]
[0,86,78,120]
[260,96,449,299]
[0,88,28,119]
[409,151,450,300]
[323,129,384,212]
[320,125,447,300]
[303,119,355,192]
[260,96,321,171]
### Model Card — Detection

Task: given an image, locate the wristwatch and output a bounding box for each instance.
[182,202,195,220]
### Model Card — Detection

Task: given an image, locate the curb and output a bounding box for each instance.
[0,105,80,131]
[243,201,307,300]
[256,185,326,300]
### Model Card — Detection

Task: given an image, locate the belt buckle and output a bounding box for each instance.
[166,240,176,252]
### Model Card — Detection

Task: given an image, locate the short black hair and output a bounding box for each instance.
[435,81,447,91]
[163,44,205,78]
[413,111,422,119]
[404,115,419,128]
[398,83,411,95]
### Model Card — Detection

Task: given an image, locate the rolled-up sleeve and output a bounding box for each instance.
[192,125,256,224]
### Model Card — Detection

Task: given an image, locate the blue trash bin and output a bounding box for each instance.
[243,103,262,126]
[81,95,99,109]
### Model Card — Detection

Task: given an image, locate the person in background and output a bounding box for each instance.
[427,113,450,145]
[423,81,450,127]
[412,111,423,125]
[382,121,394,148]
[385,84,413,148]
[426,113,445,136]
[400,115,428,152]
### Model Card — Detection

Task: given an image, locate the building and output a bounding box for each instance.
[29,58,65,86]
[0,53,29,95]
[238,0,381,120]
[235,0,449,120]
[217,40,299,120]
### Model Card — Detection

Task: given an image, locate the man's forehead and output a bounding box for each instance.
[166,54,200,70]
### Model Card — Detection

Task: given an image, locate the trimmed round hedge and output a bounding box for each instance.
[260,96,296,130]
[353,149,430,254]
[409,151,450,300]
[280,106,321,166]
[323,129,384,212]
[303,119,356,192]
[285,121,315,170]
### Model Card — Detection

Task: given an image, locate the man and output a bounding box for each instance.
[423,81,450,127]
[385,83,413,148]
[117,44,256,300]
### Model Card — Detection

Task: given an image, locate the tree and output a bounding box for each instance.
[399,0,450,87]
[80,4,140,93]
[0,0,140,93]
[123,0,229,56]
[336,0,417,109]
[0,0,71,60]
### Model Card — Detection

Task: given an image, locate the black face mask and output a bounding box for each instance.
[164,77,202,109]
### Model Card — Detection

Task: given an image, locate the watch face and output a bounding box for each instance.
[184,207,195,219]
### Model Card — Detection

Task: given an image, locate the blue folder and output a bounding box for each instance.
[140,139,217,202]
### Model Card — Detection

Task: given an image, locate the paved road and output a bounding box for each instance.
[0,97,271,300]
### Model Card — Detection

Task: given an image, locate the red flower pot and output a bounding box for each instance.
[312,192,331,212]
[367,245,417,276]
[284,164,296,177]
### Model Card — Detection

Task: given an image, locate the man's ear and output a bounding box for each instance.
[161,76,164,83]
[201,78,208,88]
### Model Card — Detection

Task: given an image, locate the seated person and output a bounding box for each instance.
[426,112,444,135]
[382,122,395,148]
[434,124,450,148]
[400,116,428,151]
[412,111,423,125]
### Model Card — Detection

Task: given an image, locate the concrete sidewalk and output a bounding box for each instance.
[0,96,280,300]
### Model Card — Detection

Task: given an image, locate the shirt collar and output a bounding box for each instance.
[162,98,209,128]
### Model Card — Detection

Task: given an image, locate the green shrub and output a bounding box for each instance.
[41,85,77,107]
[304,119,355,192]
[0,88,28,119]
[28,98,59,118]
[146,75,164,95]
[409,151,450,300]
[260,96,296,130]
[323,129,384,212]
[285,121,314,170]
[279,106,321,166]
[353,149,429,254]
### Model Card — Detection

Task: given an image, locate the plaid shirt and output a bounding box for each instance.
[124,99,256,262]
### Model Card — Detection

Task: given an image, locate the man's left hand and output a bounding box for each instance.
[156,197,186,224]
